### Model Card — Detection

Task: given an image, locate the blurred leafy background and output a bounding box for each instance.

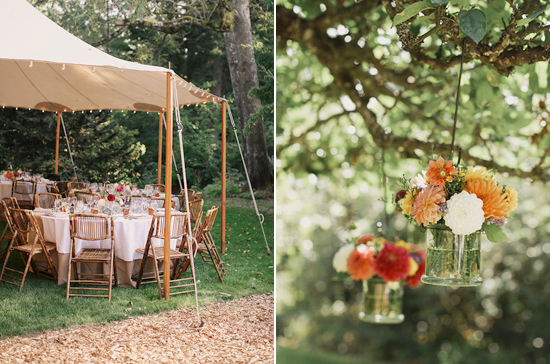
[276,0,550,363]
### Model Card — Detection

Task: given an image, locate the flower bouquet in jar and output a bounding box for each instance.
[333,235,426,323]
[396,156,518,286]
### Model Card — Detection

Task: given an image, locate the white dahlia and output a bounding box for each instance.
[332,243,356,273]
[444,190,485,235]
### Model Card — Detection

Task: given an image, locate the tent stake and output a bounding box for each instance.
[221,100,227,253]
[158,112,163,184]
[164,72,173,300]
[55,112,60,174]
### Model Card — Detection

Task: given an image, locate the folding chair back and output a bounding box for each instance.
[136,212,198,304]
[74,191,100,203]
[0,198,20,265]
[67,214,117,301]
[196,206,225,283]
[46,184,60,194]
[67,182,88,192]
[55,181,70,198]
[188,199,204,237]
[0,208,57,290]
[34,192,61,209]
[11,180,37,209]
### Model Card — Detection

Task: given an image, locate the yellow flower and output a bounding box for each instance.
[504,186,518,213]
[400,189,418,216]
[394,240,411,251]
[408,257,419,277]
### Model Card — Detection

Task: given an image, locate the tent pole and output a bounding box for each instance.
[55,112,60,174]
[221,100,227,254]
[164,73,173,300]
[158,112,163,184]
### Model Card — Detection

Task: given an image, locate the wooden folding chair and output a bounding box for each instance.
[144,184,165,193]
[34,192,61,209]
[0,198,20,266]
[74,191,100,203]
[188,199,204,237]
[0,208,57,291]
[11,179,37,209]
[46,184,60,194]
[175,206,225,283]
[176,189,196,210]
[67,214,117,301]
[136,212,198,300]
[149,197,177,210]
[55,181,71,198]
[67,182,89,192]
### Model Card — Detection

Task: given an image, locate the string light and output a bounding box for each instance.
[201,92,204,96]
[29,61,33,68]
[61,64,66,70]
[92,67,96,73]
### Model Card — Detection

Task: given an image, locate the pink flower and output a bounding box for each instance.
[374,243,410,282]
[107,194,115,202]
[347,244,376,281]
[117,184,124,192]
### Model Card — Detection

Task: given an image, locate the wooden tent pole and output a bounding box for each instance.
[221,100,227,253]
[164,73,173,300]
[55,112,60,174]
[158,112,163,184]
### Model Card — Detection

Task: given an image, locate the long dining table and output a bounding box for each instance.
[32,209,182,287]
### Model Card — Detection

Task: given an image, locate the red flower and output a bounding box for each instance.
[117,184,124,192]
[357,234,375,244]
[394,190,407,211]
[374,243,410,282]
[347,244,376,281]
[405,261,425,288]
[107,194,115,202]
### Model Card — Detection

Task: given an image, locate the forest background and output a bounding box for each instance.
[277,0,550,363]
[0,0,274,195]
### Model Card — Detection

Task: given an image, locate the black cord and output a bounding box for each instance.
[450,37,466,159]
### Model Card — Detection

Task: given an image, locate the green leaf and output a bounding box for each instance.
[517,5,548,27]
[393,1,435,26]
[482,223,509,243]
[458,9,487,43]
[451,0,469,7]
[426,0,451,6]
[487,68,500,87]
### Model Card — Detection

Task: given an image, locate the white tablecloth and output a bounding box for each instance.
[0,180,49,219]
[36,211,182,287]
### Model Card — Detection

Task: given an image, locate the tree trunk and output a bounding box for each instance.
[223,0,272,189]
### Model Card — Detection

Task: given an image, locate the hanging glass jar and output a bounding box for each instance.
[421,224,482,287]
[359,277,404,324]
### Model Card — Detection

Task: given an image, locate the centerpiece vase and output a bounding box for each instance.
[359,277,404,324]
[421,224,482,287]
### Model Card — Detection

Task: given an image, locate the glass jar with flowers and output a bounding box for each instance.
[333,235,426,324]
[397,156,518,287]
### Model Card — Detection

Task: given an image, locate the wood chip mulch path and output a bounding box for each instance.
[0,293,274,364]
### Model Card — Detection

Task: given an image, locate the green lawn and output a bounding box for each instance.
[0,197,274,338]
[277,346,376,364]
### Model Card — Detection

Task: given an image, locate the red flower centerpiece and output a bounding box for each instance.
[107,194,115,202]
[333,235,426,324]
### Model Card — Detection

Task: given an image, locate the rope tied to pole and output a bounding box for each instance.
[226,103,272,256]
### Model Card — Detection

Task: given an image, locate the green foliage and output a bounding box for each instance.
[0,198,274,338]
[458,9,487,44]
[203,178,242,197]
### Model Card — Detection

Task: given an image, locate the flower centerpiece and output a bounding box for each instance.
[333,235,426,324]
[397,156,518,286]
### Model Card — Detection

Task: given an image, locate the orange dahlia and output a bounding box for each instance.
[464,166,492,183]
[464,179,508,220]
[504,186,518,214]
[411,186,446,226]
[347,244,376,281]
[425,157,458,188]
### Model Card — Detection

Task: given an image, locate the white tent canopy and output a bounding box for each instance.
[0,0,222,112]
